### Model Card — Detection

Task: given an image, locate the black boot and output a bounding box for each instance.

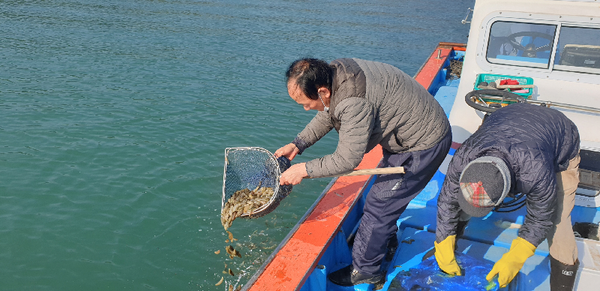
[328,265,383,286]
[456,220,469,237]
[386,239,398,262]
[550,256,579,291]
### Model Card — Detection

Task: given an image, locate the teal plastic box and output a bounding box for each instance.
[474,74,534,98]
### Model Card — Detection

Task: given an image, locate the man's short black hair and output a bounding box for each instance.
[285,58,333,100]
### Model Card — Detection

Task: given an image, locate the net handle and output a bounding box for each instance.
[315,166,405,178]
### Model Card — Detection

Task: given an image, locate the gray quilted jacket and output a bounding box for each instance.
[292,58,450,178]
[435,103,580,247]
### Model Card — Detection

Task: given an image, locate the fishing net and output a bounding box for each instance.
[221,147,292,220]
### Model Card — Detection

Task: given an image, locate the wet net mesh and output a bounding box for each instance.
[222,147,292,218]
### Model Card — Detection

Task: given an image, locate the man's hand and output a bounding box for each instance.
[434,235,462,276]
[280,163,308,185]
[486,237,536,288]
[274,143,300,161]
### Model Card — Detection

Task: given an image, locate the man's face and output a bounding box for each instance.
[287,80,325,112]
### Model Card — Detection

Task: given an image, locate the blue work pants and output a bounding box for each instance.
[352,129,452,275]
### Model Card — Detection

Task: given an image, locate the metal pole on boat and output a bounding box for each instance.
[528,100,600,114]
[475,96,600,114]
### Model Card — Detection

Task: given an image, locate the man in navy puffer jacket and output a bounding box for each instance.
[434,103,580,291]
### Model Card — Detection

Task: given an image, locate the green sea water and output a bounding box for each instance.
[0,0,472,290]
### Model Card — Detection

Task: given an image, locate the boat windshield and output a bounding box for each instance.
[486,21,556,69]
[554,26,600,74]
[486,20,600,75]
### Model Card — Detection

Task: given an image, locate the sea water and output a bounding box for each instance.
[0,0,473,290]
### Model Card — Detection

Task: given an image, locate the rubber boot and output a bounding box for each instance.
[550,256,579,291]
[328,265,383,286]
[456,220,469,237]
[385,238,398,262]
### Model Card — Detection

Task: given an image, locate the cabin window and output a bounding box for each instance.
[553,26,600,74]
[486,21,556,69]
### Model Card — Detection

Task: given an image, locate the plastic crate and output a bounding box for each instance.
[474,74,534,98]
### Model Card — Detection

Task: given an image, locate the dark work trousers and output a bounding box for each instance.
[352,129,452,275]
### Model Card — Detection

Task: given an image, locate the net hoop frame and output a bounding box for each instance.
[222,146,282,218]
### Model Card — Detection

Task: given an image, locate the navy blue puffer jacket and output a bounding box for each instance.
[436,103,580,247]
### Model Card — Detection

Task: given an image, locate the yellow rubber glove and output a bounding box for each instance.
[434,235,461,276]
[486,237,536,288]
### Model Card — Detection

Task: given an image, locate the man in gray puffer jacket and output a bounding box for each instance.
[274,58,451,286]
[434,103,580,291]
